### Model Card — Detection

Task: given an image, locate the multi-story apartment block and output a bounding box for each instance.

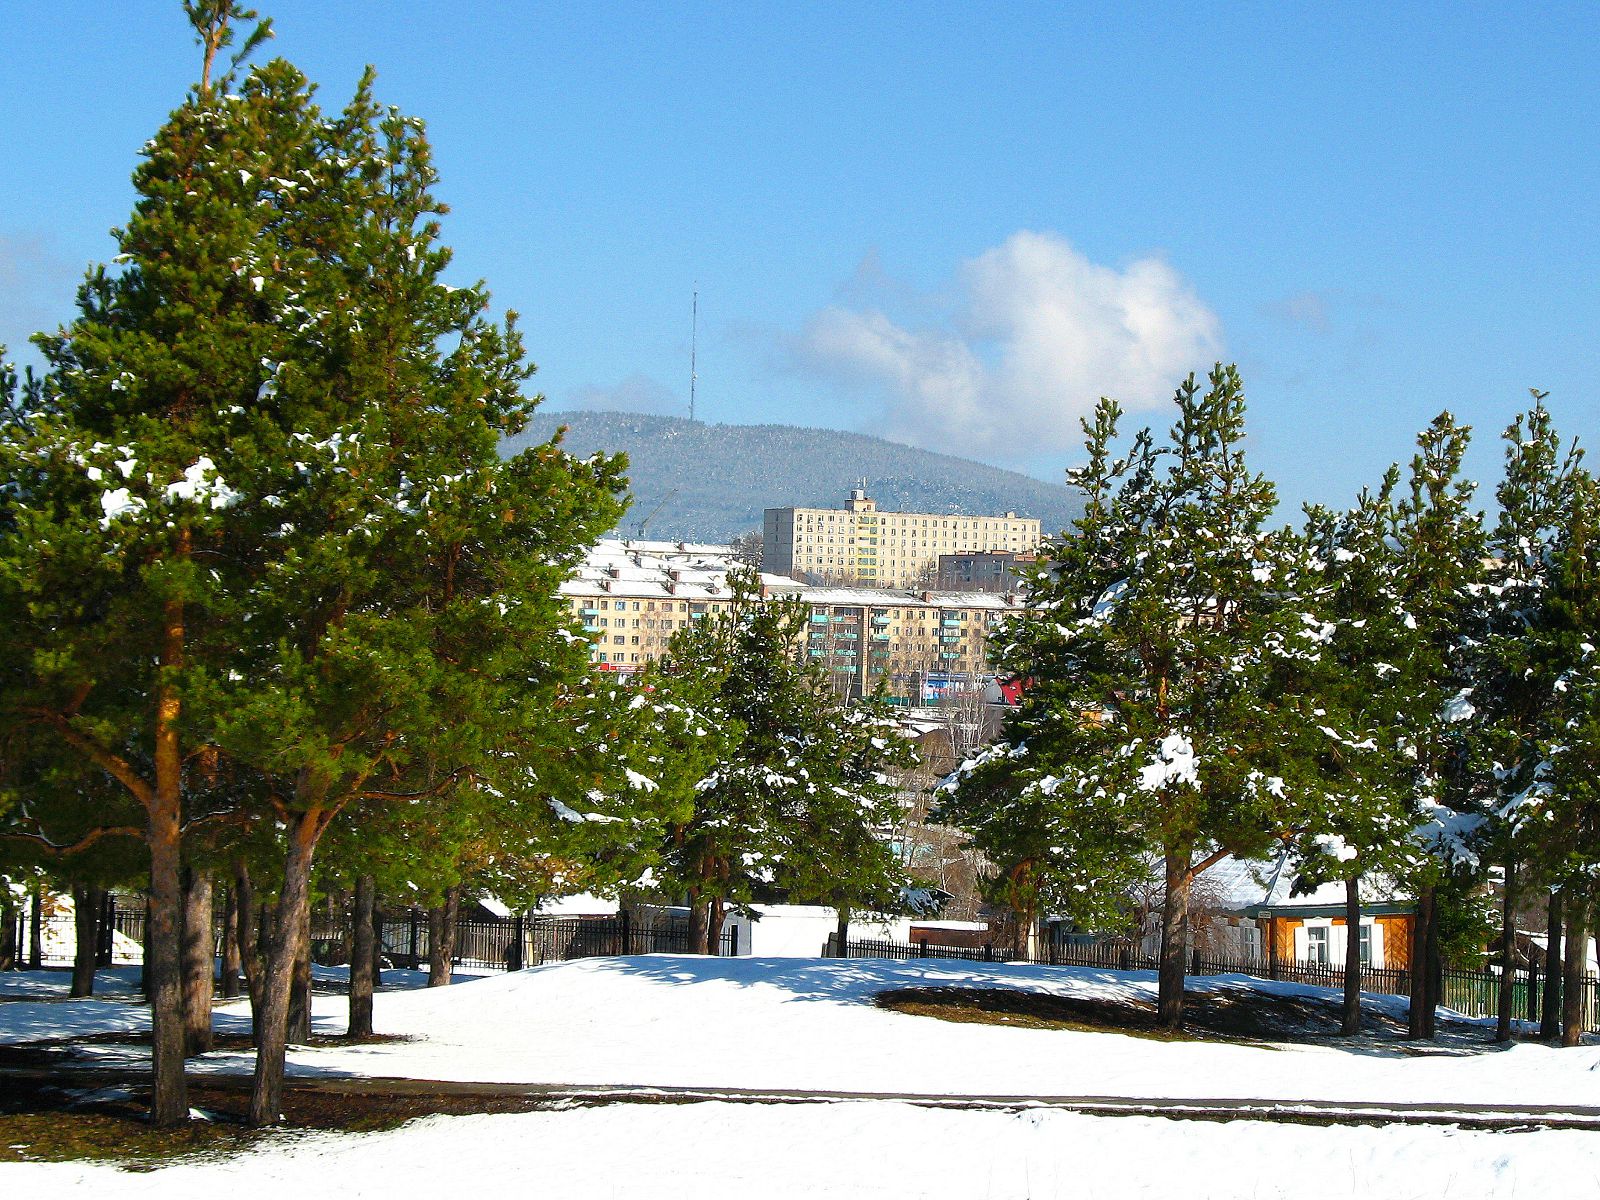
[762,489,1041,589]
[562,539,1025,702]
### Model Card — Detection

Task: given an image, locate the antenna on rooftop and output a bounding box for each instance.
[689,288,699,424]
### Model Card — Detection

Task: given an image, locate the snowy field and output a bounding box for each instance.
[6,956,1600,1198]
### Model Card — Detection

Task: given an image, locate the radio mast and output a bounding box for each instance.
[689,289,699,424]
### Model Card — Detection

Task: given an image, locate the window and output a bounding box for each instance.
[1359,924,1373,965]
[1305,926,1330,964]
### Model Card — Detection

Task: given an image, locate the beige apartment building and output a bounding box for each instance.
[762,489,1041,588]
[562,539,1025,702]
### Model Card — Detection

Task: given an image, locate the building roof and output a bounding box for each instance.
[1207,850,1412,916]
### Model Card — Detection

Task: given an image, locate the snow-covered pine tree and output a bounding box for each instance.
[1472,396,1584,1040]
[1495,466,1600,1045]
[1291,478,1430,1036]
[1391,413,1489,1039]
[652,570,908,951]
[0,2,331,1124]
[944,366,1316,1029]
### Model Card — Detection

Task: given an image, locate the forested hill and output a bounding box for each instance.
[504,410,1084,543]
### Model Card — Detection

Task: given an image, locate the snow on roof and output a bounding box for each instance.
[1207,850,1409,913]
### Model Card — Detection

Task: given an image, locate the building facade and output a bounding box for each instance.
[562,539,1025,702]
[762,489,1041,589]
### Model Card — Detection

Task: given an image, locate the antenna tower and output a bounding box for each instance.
[689,289,699,424]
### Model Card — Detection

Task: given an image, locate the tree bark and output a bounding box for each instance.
[70,885,101,998]
[1422,886,1441,1040]
[348,874,377,1038]
[1407,887,1432,1039]
[1541,891,1564,1041]
[180,867,214,1056]
[1341,876,1362,1037]
[220,884,241,1000]
[1561,894,1589,1048]
[687,886,709,955]
[1495,858,1518,1043]
[27,885,42,969]
[0,891,17,971]
[706,895,725,957]
[1157,847,1191,1030]
[234,865,265,1041]
[427,885,461,987]
[834,910,850,957]
[288,902,312,1044]
[247,810,321,1127]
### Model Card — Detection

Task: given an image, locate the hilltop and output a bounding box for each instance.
[505,411,1083,542]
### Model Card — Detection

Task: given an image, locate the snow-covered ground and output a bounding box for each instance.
[7,955,1600,1198]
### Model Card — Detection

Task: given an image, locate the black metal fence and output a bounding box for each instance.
[11,903,737,973]
[827,932,1600,1032]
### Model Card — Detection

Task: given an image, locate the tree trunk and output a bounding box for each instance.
[427,885,461,987]
[1157,848,1191,1030]
[0,891,17,971]
[1541,891,1564,1041]
[1495,858,1518,1043]
[371,897,385,988]
[687,887,710,955]
[180,868,214,1056]
[706,895,725,957]
[27,885,42,969]
[1422,886,1441,1039]
[145,812,188,1125]
[834,910,850,957]
[288,903,312,1044]
[1561,894,1589,1048]
[234,865,265,1041]
[70,885,101,998]
[1341,876,1362,1037]
[1407,887,1432,1039]
[220,884,241,1000]
[348,875,377,1038]
[248,811,321,1127]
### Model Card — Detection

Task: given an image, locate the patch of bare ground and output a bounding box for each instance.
[875,984,1434,1045]
[0,1069,549,1165]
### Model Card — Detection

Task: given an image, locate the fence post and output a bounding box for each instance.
[919,938,929,958]
[984,943,993,962]
[619,909,631,956]
[1192,946,1201,977]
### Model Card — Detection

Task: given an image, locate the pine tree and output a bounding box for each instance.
[1,4,626,1124]
[944,367,1315,1029]
[1390,413,1489,1039]
[1473,396,1584,1039]
[652,571,908,951]
[0,3,318,1124]
[1290,479,1429,1035]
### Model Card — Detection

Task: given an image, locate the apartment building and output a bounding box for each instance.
[562,539,1024,701]
[762,489,1041,588]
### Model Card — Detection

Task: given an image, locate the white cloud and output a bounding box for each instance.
[792,231,1223,463]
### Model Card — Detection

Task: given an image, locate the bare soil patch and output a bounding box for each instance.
[875,984,1426,1045]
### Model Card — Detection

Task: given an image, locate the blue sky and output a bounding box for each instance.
[2,2,1595,514]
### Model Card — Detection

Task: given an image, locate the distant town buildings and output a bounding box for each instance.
[761,489,1041,589]
[561,538,1026,703]
[937,551,1035,592]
